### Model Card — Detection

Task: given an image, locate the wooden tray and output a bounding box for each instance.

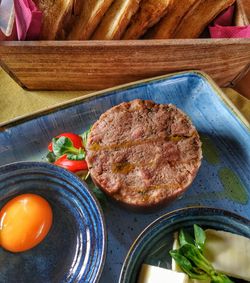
[0,0,249,91]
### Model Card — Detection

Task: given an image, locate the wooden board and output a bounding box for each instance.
[1,39,250,90]
[0,0,249,91]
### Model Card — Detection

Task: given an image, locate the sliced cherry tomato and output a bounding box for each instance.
[48,133,83,152]
[54,155,88,173]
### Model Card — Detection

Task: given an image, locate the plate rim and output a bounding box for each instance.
[0,160,107,283]
[0,70,249,130]
[119,206,250,283]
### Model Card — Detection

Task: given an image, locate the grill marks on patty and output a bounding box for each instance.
[86,99,202,208]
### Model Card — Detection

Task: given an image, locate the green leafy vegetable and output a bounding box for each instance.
[194,224,206,251]
[178,244,214,274]
[211,274,236,283]
[170,250,209,280]
[170,225,234,283]
[81,127,91,148]
[179,229,195,247]
[67,153,86,160]
[52,137,85,160]
[46,151,56,163]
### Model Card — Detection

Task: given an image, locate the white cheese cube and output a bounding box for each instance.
[204,229,250,281]
[138,264,189,283]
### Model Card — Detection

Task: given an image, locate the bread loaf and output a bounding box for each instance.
[34,0,75,40]
[67,0,114,40]
[122,0,173,39]
[173,0,236,38]
[92,0,141,40]
[149,0,199,39]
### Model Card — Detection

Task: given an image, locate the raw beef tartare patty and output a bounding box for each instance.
[86,99,202,208]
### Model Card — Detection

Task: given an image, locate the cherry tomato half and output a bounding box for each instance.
[48,133,83,152]
[54,155,88,173]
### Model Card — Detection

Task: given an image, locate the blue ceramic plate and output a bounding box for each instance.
[119,207,250,283]
[0,162,106,283]
[0,71,249,283]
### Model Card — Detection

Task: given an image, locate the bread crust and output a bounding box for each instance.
[173,0,236,38]
[92,0,141,40]
[122,0,173,39]
[149,0,199,39]
[34,0,75,40]
[67,0,114,40]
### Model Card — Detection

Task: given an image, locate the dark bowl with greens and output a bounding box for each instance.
[119,207,250,283]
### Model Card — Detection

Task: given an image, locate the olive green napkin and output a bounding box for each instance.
[0,68,91,124]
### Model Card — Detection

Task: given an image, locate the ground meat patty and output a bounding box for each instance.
[86,99,202,209]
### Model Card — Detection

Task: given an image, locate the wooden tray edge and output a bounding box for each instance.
[1,38,250,48]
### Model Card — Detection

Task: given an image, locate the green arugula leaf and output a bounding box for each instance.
[46,151,56,163]
[52,137,85,160]
[179,244,213,274]
[52,137,78,156]
[67,151,86,161]
[169,250,209,280]
[179,229,195,247]
[211,274,234,283]
[194,224,206,251]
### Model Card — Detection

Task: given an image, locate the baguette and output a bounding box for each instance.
[33,0,75,40]
[122,0,173,40]
[92,0,141,40]
[174,0,236,38]
[149,0,200,39]
[67,0,114,40]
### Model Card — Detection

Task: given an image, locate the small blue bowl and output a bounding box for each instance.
[119,207,250,283]
[0,162,106,283]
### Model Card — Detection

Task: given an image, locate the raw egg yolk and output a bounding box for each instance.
[0,194,53,253]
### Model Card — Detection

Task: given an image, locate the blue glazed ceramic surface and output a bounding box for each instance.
[0,162,106,283]
[119,207,250,283]
[0,71,249,283]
